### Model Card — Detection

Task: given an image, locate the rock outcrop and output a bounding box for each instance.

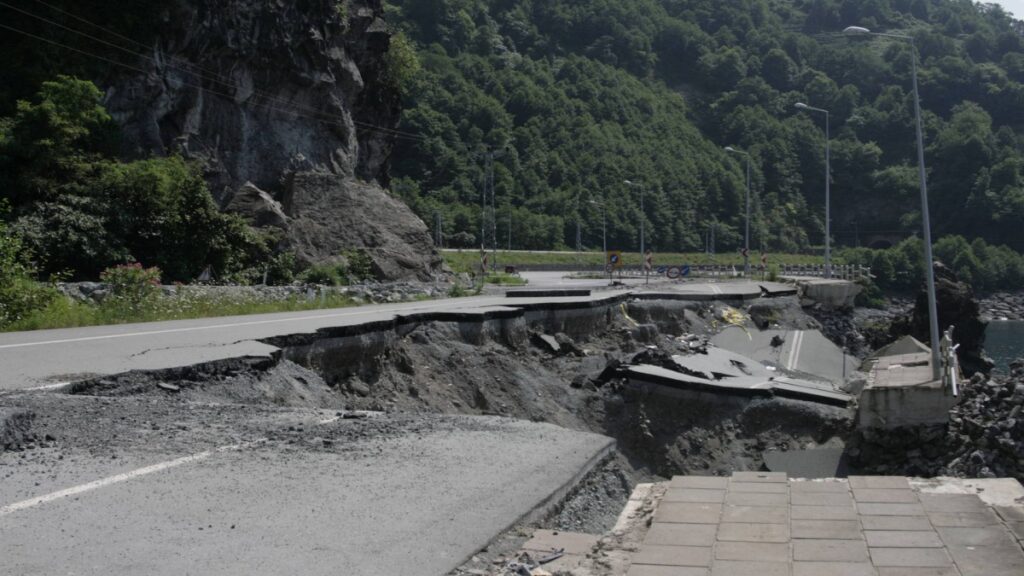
[100,0,443,280]
[891,262,991,374]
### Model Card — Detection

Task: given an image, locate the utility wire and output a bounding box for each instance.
[1,2,433,143]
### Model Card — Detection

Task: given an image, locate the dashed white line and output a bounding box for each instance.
[0,440,265,517]
[786,330,805,371]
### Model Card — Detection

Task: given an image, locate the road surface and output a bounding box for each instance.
[0,281,792,391]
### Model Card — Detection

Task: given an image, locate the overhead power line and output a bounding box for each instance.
[0,3,431,143]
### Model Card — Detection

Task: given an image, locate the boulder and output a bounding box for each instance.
[282,173,445,281]
[224,182,289,228]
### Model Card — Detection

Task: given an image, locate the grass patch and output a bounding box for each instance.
[483,272,528,286]
[4,291,359,332]
[442,250,835,274]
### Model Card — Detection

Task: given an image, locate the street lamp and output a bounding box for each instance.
[623,180,645,259]
[590,199,607,256]
[844,25,941,380]
[724,147,751,275]
[795,102,832,279]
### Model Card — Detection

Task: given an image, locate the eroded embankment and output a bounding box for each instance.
[68,295,856,483]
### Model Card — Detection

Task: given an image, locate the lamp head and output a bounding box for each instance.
[843,26,871,35]
[795,102,809,109]
[724,147,736,153]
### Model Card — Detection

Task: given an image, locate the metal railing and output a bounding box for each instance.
[779,264,872,281]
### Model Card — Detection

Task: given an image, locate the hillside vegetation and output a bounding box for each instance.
[386,0,1024,257]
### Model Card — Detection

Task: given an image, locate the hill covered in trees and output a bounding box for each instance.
[385,0,1024,256]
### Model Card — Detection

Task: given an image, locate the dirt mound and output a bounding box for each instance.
[70,358,342,409]
[1,408,35,451]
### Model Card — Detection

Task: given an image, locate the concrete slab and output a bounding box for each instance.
[725,492,789,506]
[671,476,729,490]
[664,488,726,503]
[865,531,944,548]
[919,494,988,514]
[728,482,790,494]
[716,523,790,543]
[715,541,790,562]
[791,491,854,507]
[645,523,718,547]
[944,543,1024,575]
[792,519,863,540]
[876,569,961,576]
[722,505,789,524]
[927,511,1003,528]
[731,471,787,483]
[849,476,912,490]
[861,516,935,531]
[793,539,870,562]
[869,548,954,568]
[634,545,713,567]
[710,561,790,576]
[655,502,723,524]
[853,488,920,503]
[793,562,877,576]
[994,506,1024,522]
[935,526,1019,547]
[628,565,709,576]
[858,503,927,516]
[790,480,851,493]
[792,504,859,520]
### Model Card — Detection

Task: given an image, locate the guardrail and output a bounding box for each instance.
[779,264,872,281]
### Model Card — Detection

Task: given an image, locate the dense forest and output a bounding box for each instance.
[385,0,1024,256]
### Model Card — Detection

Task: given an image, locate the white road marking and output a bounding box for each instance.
[0,302,459,350]
[19,382,70,392]
[711,285,723,295]
[786,330,805,371]
[0,440,264,517]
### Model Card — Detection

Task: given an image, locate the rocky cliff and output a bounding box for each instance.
[101,0,442,280]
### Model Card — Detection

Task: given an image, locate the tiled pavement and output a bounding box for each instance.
[629,472,1024,576]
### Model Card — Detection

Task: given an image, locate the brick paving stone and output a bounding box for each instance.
[731,471,788,483]
[715,541,790,563]
[864,531,944,548]
[858,503,926,516]
[793,562,876,576]
[860,516,934,531]
[671,476,730,490]
[793,539,869,562]
[926,510,1001,528]
[852,488,920,503]
[791,491,855,507]
[945,543,1024,576]
[728,482,789,494]
[633,545,713,567]
[710,561,790,576]
[716,522,790,543]
[918,494,988,514]
[993,505,1024,522]
[790,480,851,493]
[628,565,710,576]
[935,526,1019,547]
[725,492,789,507]
[645,523,718,547]
[792,504,858,520]
[876,568,962,576]
[849,476,911,490]
[869,547,954,568]
[664,488,727,504]
[722,505,789,524]
[792,519,863,540]
[655,502,723,524]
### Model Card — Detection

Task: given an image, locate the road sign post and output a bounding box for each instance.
[644,249,653,285]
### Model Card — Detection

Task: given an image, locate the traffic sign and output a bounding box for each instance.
[607,251,623,269]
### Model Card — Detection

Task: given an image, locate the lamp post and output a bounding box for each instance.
[590,199,607,256]
[845,25,941,380]
[795,102,832,279]
[623,180,645,262]
[724,147,751,276]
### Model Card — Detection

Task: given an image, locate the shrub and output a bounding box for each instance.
[300,263,348,286]
[342,249,376,282]
[0,219,56,328]
[100,263,161,316]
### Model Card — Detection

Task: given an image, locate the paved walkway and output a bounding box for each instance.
[631,472,1024,576]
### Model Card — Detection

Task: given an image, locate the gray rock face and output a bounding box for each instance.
[99,0,443,280]
[284,173,443,281]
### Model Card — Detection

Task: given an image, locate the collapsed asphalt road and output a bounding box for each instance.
[1,391,612,576]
